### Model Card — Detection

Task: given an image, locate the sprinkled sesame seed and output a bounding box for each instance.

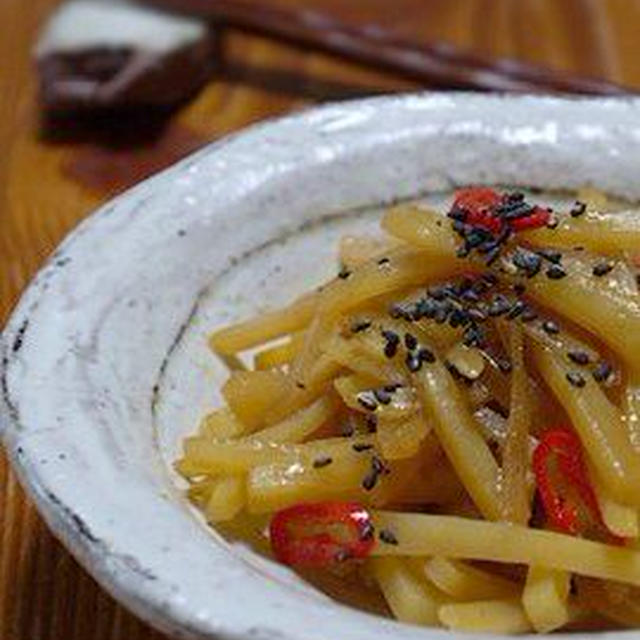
[313,456,333,469]
[372,455,388,475]
[546,264,567,280]
[546,217,559,229]
[512,250,542,277]
[536,248,562,264]
[566,371,586,388]
[488,294,511,317]
[379,529,399,545]
[361,469,378,491]
[498,358,513,373]
[568,351,590,366]
[593,361,613,383]
[352,443,374,452]
[521,308,538,323]
[357,392,378,412]
[338,267,351,279]
[418,347,436,363]
[513,283,526,295]
[351,320,372,333]
[377,257,390,266]
[593,261,614,277]
[507,300,526,320]
[406,352,422,373]
[570,201,587,217]
[373,388,392,405]
[542,320,560,335]
[404,333,418,350]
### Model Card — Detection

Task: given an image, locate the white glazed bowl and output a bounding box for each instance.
[2,93,640,640]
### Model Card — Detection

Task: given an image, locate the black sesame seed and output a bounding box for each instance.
[296,382,307,390]
[384,383,403,392]
[467,307,488,323]
[338,267,351,279]
[352,443,374,452]
[449,308,469,328]
[482,272,499,285]
[341,422,355,437]
[377,257,390,266]
[488,294,511,317]
[512,250,542,277]
[418,347,436,363]
[566,371,586,388]
[542,320,560,335]
[568,351,590,366]
[356,392,378,412]
[593,261,614,277]
[434,303,452,324]
[449,207,467,222]
[461,288,481,303]
[570,201,587,217]
[463,325,485,347]
[428,285,449,301]
[384,342,398,358]
[593,361,613,383]
[521,308,538,323]
[372,455,388,475]
[373,388,392,405]
[379,529,399,545]
[404,333,418,351]
[546,264,567,280]
[513,283,526,295]
[536,248,562,264]
[361,469,378,491]
[546,217,559,229]
[406,352,423,373]
[313,456,333,469]
[351,320,372,333]
[507,300,526,320]
[365,415,378,433]
[497,358,513,373]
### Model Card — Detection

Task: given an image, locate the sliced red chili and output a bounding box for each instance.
[269,501,374,567]
[532,427,624,543]
[510,206,551,231]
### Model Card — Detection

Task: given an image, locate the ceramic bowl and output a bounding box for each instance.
[2,93,640,640]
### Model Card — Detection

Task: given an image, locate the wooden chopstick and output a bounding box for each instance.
[142,0,633,95]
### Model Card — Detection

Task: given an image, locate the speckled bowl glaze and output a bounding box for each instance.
[2,93,640,640]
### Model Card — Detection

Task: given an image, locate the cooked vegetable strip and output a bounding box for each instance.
[371,557,444,626]
[423,556,519,600]
[438,599,532,634]
[247,396,336,445]
[371,512,640,586]
[376,414,429,460]
[577,578,640,627]
[339,234,398,269]
[592,476,639,539]
[523,210,640,254]
[500,324,531,525]
[254,333,305,370]
[522,567,572,633]
[210,292,318,355]
[204,476,245,523]
[532,345,640,505]
[179,434,377,476]
[199,407,248,440]
[414,358,502,520]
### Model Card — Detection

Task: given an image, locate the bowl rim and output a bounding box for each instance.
[3,91,640,640]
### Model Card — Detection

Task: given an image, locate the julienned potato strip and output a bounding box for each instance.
[371,512,640,587]
[181,188,640,633]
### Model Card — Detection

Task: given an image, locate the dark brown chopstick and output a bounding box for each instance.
[142,0,633,95]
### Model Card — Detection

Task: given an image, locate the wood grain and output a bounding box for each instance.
[1,1,639,638]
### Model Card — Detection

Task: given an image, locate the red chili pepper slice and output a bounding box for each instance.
[452,187,551,234]
[532,427,623,543]
[269,501,375,567]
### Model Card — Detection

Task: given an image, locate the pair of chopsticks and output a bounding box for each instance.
[143,0,632,95]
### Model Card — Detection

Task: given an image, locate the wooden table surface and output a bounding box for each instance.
[2,1,640,637]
